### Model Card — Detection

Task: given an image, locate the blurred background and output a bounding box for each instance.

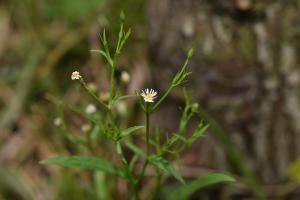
[1,0,300,199]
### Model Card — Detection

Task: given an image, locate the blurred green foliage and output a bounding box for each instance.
[41,0,105,22]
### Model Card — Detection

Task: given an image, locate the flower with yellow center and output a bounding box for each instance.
[141,88,157,103]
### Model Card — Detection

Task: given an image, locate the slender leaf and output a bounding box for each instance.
[90,49,113,67]
[129,154,139,172]
[111,94,134,106]
[150,156,185,184]
[116,141,127,164]
[134,90,145,111]
[66,134,86,145]
[90,124,100,140]
[167,173,235,200]
[187,124,209,145]
[120,126,144,139]
[94,171,110,200]
[126,142,146,158]
[40,156,124,177]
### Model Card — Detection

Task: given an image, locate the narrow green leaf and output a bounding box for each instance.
[119,29,131,51]
[188,124,209,145]
[94,171,110,200]
[150,156,185,184]
[99,29,114,67]
[40,156,124,177]
[187,48,194,59]
[90,124,100,140]
[172,71,181,85]
[116,142,122,155]
[111,94,133,106]
[129,154,139,172]
[66,134,86,146]
[124,29,131,40]
[173,134,187,143]
[118,23,124,44]
[120,126,144,138]
[102,29,107,46]
[116,141,127,164]
[167,173,235,200]
[135,90,145,111]
[125,142,146,158]
[95,48,113,67]
[90,49,109,61]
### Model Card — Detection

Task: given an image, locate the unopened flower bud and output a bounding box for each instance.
[191,103,199,112]
[120,71,131,83]
[85,104,97,114]
[53,117,63,127]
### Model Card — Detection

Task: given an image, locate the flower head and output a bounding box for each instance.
[141,88,157,103]
[85,104,96,114]
[71,71,81,80]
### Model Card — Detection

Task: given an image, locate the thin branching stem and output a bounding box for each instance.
[79,78,109,110]
[146,104,150,155]
[137,103,150,188]
[109,65,116,100]
[153,168,162,199]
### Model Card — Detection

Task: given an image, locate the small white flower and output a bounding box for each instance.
[53,117,62,127]
[141,88,157,103]
[71,71,81,80]
[120,71,130,83]
[85,104,96,114]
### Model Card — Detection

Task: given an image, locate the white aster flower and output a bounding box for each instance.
[71,71,81,80]
[141,88,157,103]
[85,104,96,114]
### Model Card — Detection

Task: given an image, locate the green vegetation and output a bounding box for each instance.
[40,17,234,199]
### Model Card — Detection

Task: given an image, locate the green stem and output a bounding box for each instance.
[109,65,115,100]
[136,103,150,189]
[79,78,109,110]
[146,104,150,155]
[153,170,162,199]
